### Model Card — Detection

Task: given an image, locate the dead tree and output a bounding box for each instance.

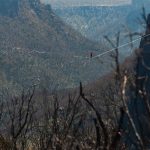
[5,88,35,150]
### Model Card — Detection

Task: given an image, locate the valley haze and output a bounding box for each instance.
[41,0,132,7]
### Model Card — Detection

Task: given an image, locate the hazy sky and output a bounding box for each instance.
[41,0,132,7]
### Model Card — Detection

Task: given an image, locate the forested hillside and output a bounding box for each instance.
[0,0,109,91]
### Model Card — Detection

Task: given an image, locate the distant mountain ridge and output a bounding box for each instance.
[54,1,150,57]
[54,5,132,53]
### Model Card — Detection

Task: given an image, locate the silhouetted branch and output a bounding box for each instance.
[80,82,109,150]
[121,72,144,149]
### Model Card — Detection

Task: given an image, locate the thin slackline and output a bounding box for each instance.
[74,33,150,60]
